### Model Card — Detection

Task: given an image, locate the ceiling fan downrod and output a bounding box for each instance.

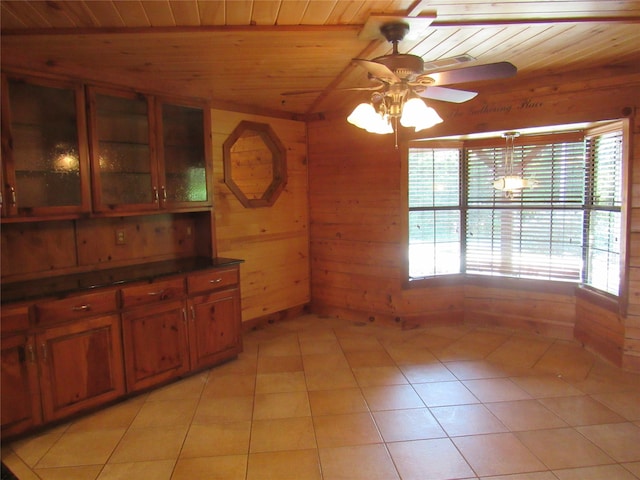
[379,22,410,55]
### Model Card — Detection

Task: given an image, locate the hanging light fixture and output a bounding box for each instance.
[347,86,443,136]
[493,131,536,198]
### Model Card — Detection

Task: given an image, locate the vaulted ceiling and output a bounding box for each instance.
[2,1,640,119]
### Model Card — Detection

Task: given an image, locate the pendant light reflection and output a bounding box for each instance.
[493,131,536,198]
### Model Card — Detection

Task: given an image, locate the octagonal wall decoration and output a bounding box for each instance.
[223,120,287,208]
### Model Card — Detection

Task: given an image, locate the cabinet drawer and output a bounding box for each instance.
[121,278,185,310]
[35,290,118,326]
[187,267,238,295]
[1,304,30,334]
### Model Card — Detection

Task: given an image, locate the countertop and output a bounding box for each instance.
[1,257,244,304]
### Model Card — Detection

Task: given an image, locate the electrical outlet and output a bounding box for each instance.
[115,230,126,245]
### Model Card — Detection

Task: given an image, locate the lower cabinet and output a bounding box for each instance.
[188,288,241,371]
[121,299,190,392]
[120,271,242,392]
[37,314,125,422]
[1,262,243,439]
[0,333,42,438]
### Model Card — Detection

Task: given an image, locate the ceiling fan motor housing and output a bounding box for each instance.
[376,22,424,80]
[372,53,425,80]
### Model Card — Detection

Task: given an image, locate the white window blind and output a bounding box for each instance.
[408,148,461,277]
[584,129,623,295]
[465,139,586,280]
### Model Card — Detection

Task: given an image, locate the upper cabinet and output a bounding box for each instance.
[157,99,212,209]
[1,74,91,217]
[88,88,212,213]
[1,74,212,220]
[87,87,158,213]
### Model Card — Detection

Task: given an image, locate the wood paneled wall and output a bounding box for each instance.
[211,110,309,323]
[307,66,640,371]
[1,213,210,281]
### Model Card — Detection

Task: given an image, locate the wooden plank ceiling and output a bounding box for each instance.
[2,1,640,118]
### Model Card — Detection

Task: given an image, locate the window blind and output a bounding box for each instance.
[465,139,586,281]
[408,148,461,277]
[584,130,623,294]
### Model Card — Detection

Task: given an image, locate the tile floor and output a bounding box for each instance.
[3,313,640,480]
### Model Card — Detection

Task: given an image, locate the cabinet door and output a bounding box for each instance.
[1,74,90,217]
[156,99,212,209]
[1,334,42,439]
[36,314,125,422]
[188,288,241,371]
[121,300,190,392]
[88,87,158,213]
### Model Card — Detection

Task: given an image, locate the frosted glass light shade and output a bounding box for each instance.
[400,98,443,132]
[493,176,536,191]
[347,103,393,134]
[347,103,377,129]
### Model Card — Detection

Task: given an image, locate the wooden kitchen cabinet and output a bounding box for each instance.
[1,304,42,437]
[87,87,212,214]
[2,72,212,219]
[157,99,212,209]
[87,86,157,213]
[121,300,190,392]
[36,313,125,422]
[187,267,242,371]
[1,74,91,218]
[188,288,241,370]
[120,277,190,392]
[1,333,42,438]
[1,259,243,439]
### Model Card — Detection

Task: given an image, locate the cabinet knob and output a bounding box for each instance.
[147,290,165,297]
[161,186,167,202]
[152,187,159,203]
[209,278,223,284]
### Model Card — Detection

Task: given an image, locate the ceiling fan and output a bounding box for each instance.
[283,16,517,137]
[352,20,517,105]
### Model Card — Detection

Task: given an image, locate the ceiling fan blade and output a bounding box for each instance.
[416,86,478,103]
[281,83,384,96]
[352,58,400,83]
[423,61,517,86]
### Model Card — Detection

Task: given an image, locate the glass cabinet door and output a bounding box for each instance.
[88,87,158,212]
[1,75,90,217]
[157,100,211,209]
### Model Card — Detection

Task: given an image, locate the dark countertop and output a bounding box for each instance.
[1,257,244,304]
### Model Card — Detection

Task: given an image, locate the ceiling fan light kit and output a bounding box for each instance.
[347,102,394,134]
[346,15,518,137]
[400,97,443,131]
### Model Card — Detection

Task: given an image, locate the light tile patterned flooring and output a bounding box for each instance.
[3,313,640,480]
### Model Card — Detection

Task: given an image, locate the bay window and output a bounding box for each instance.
[408,123,625,296]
